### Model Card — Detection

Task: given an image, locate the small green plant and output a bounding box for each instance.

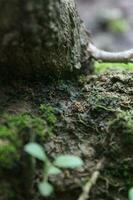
[129,188,133,200]
[24,142,84,197]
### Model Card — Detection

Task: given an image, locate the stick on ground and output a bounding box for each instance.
[78,158,105,200]
[88,43,133,63]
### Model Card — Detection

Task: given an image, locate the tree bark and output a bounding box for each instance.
[0,0,91,79]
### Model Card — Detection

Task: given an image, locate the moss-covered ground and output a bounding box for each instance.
[0,68,133,200]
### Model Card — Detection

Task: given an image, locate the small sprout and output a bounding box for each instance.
[129,188,133,200]
[48,165,61,175]
[24,143,84,197]
[38,181,54,197]
[54,155,84,169]
[24,143,46,161]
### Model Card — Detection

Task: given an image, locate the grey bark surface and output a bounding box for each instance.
[0,0,91,79]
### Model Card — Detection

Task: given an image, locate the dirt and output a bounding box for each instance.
[0,70,133,200]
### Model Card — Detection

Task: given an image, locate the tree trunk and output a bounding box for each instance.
[1,1,133,200]
[0,0,91,79]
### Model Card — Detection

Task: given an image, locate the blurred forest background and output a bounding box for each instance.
[77,0,133,51]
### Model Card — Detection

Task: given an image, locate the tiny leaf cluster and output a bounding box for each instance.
[24,143,83,197]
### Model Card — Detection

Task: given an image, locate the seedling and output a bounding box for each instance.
[24,142,84,197]
[129,188,133,200]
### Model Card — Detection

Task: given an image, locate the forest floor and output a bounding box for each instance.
[0,69,133,200]
[0,1,133,200]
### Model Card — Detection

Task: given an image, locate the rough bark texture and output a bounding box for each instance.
[0,0,90,79]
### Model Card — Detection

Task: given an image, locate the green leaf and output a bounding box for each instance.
[129,188,133,200]
[24,143,46,161]
[48,165,61,175]
[38,181,53,197]
[54,155,84,169]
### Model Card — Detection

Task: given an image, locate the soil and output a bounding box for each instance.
[0,70,133,200]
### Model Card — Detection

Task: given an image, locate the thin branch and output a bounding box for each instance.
[77,158,105,200]
[88,43,133,63]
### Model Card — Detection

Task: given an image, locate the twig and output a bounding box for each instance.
[88,43,133,63]
[78,158,105,200]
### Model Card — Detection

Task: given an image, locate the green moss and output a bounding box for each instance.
[0,123,21,168]
[40,104,57,134]
[95,62,133,73]
[40,104,57,125]
[1,113,46,138]
[0,142,19,167]
[0,113,46,169]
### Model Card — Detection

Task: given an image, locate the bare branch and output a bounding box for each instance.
[88,43,133,63]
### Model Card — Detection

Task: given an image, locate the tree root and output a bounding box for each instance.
[77,158,105,200]
[88,43,133,63]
